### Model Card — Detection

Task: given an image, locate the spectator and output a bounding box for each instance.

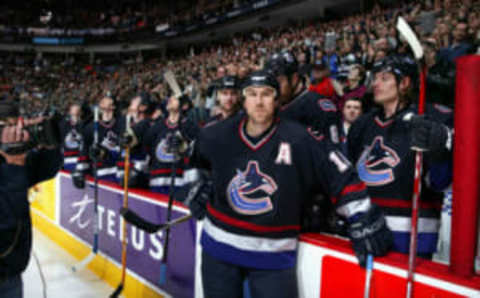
[308,60,343,101]
[340,97,363,153]
[437,20,475,63]
[339,64,367,112]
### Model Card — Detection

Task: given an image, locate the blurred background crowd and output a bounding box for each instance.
[0,0,478,123]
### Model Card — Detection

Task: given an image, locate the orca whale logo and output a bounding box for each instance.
[155,137,181,163]
[65,130,81,149]
[357,136,401,186]
[227,161,278,215]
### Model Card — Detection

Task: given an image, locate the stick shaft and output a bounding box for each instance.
[120,146,130,285]
[406,65,427,298]
[364,254,374,298]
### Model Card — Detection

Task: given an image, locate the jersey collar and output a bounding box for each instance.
[238,117,279,151]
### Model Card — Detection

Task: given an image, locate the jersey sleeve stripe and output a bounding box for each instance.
[371,197,442,210]
[339,182,367,197]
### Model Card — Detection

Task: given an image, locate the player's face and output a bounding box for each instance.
[69,105,81,124]
[342,100,362,124]
[372,71,399,105]
[128,96,141,121]
[99,97,115,122]
[166,96,180,112]
[218,88,238,114]
[243,86,277,125]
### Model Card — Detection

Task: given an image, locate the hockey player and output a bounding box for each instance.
[183,70,392,298]
[72,96,123,188]
[204,75,241,127]
[143,94,198,194]
[265,51,341,143]
[59,103,85,172]
[116,93,157,188]
[347,55,453,257]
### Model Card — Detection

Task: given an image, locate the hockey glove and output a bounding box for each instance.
[347,204,393,267]
[72,171,86,189]
[89,144,106,161]
[119,132,138,149]
[410,115,451,152]
[166,131,188,155]
[174,178,213,220]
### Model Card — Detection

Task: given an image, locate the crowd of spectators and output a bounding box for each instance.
[0,0,478,120]
[0,0,261,36]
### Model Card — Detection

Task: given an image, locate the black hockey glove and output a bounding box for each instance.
[174,178,213,220]
[166,131,188,155]
[89,144,106,161]
[410,115,451,152]
[72,171,85,189]
[119,133,135,149]
[347,204,393,267]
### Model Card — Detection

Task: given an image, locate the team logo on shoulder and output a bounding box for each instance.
[318,99,337,112]
[155,138,181,163]
[65,130,81,149]
[356,136,400,186]
[227,161,278,215]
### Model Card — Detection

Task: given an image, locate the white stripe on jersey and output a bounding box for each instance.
[386,216,439,233]
[149,177,185,187]
[97,167,117,176]
[203,218,298,253]
[64,157,79,164]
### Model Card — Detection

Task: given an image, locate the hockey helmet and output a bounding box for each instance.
[242,70,280,98]
[265,51,298,77]
[217,75,240,91]
[138,92,156,115]
[372,54,418,85]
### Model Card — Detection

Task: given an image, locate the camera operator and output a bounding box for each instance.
[0,101,62,298]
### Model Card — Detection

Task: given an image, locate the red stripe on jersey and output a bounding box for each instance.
[372,197,441,210]
[207,203,300,233]
[340,182,366,197]
[78,156,87,161]
[150,168,184,175]
[116,162,132,168]
[64,151,80,156]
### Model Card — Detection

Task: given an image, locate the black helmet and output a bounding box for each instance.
[265,51,298,77]
[138,92,156,115]
[242,70,280,97]
[372,55,417,85]
[217,75,240,90]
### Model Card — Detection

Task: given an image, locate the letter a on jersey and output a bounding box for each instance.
[275,142,292,165]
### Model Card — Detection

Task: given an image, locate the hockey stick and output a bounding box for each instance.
[120,209,192,233]
[111,115,132,298]
[72,105,100,272]
[159,143,181,286]
[163,70,183,98]
[396,16,426,298]
[363,254,374,298]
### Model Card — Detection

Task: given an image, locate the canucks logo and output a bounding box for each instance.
[65,130,81,149]
[100,131,120,152]
[155,138,181,163]
[357,136,400,186]
[227,161,278,215]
